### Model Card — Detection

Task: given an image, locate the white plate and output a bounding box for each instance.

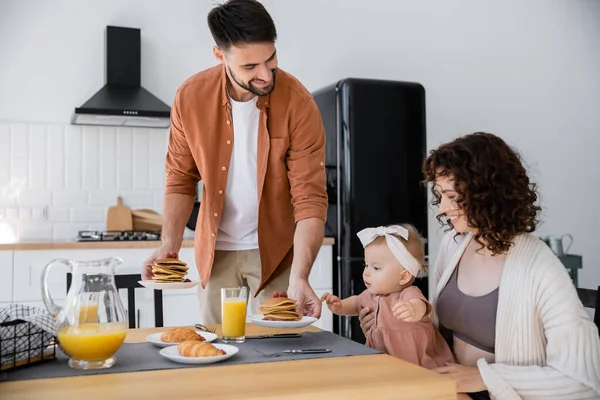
[248,314,318,329]
[146,331,218,348]
[138,280,200,290]
[159,344,239,364]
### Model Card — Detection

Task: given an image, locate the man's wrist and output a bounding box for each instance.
[290,271,308,284]
[289,266,309,282]
[161,237,183,248]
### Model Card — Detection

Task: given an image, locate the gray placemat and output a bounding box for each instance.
[0,331,381,382]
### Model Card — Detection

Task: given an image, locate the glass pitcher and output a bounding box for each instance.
[41,257,127,370]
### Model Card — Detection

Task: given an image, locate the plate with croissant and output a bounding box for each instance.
[160,341,239,365]
[147,327,218,348]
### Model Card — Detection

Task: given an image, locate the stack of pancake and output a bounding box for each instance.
[151,258,189,283]
[259,296,301,321]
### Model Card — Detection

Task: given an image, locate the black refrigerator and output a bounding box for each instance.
[312,78,428,343]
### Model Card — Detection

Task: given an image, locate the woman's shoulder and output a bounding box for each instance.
[508,233,571,284]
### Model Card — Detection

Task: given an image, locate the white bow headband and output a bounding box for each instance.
[356,225,421,277]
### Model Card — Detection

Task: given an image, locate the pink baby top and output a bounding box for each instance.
[356,285,455,369]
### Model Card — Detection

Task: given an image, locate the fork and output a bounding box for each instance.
[253,348,332,358]
[195,323,216,334]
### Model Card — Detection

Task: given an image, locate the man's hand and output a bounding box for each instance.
[141,244,180,280]
[320,293,343,314]
[358,306,375,334]
[287,278,322,318]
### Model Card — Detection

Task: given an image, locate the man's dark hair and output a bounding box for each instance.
[207,0,277,51]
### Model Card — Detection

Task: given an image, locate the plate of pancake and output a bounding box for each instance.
[248,296,318,329]
[160,341,239,365]
[139,258,200,290]
[146,327,218,348]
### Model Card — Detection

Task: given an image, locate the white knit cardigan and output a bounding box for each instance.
[429,231,600,399]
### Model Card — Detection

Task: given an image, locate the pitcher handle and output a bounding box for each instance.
[41,258,72,318]
[561,234,574,255]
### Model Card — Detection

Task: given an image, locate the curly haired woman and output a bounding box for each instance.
[359,132,600,399]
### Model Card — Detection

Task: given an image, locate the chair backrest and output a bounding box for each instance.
[66,273,163,329]
[576,286,599,331]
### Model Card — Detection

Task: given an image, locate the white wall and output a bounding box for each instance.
[0,122,170,239]
[1,0,599,290]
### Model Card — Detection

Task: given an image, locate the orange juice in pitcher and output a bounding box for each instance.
[57,322,127,361]
[42,257,127,370]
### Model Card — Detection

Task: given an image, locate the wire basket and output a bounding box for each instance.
[0,319,56,371]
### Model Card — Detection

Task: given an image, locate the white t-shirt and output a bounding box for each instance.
[215,96,259,250]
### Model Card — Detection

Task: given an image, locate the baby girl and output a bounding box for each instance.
[321,224,454,369]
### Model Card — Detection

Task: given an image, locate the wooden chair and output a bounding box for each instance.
[66,273,164,329]
[576,286,599,331]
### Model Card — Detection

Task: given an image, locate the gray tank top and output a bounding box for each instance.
[437,265,498,354]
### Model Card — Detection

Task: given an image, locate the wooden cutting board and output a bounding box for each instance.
[132,209,162,231]
[106,196,133,231]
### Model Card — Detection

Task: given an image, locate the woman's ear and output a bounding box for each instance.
[398,269,412,285]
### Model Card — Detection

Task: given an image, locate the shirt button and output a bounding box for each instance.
[218,190,224,195]
[213,212,218,217]
[226,140,231,145]
[320,162,324,166]
[226,120,231,125]
[222,166,227,171]
[211,233,215,237]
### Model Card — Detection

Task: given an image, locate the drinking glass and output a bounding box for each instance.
[221,286,249,343]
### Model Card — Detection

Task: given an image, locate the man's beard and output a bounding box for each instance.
[228,66,276,97]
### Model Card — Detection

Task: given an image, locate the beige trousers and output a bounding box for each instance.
[196,249,291,324]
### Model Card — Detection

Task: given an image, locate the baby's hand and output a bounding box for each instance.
[320,292,343,313]
[392,300,421,322]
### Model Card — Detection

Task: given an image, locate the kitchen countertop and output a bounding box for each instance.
[0,237,335,251]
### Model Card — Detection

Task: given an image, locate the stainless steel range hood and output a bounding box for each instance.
[72,26,171,129]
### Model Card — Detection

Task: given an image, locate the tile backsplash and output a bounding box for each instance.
[0,121,175,240]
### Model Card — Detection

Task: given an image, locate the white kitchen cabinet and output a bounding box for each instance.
[0,251,13,301]
[308,245,333,290]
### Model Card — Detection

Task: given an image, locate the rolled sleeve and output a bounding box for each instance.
[165,91,201,196]
[286,97,328,223]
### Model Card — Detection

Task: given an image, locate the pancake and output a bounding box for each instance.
[259,308,299,316]
[155,258,188,266]
[264,314,302,321]
[152,266,187,276]
[259,296,301,321]
[151,258,189,282]
[260,297,296,308]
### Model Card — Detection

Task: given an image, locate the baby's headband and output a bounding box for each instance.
[356,225,421,277]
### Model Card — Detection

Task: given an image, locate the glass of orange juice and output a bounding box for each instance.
[221,286,249,343]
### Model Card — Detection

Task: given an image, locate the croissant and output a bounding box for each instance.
[178,340,225,357]
[161,328,205,343]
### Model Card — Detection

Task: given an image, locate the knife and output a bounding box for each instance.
[280,348,331,354]
[245,333,303,339]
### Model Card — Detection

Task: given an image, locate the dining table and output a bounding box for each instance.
[1,323,457,399]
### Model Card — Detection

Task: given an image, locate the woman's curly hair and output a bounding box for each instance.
[422,132,541,255]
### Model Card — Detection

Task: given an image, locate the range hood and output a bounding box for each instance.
[72,26,171,129]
